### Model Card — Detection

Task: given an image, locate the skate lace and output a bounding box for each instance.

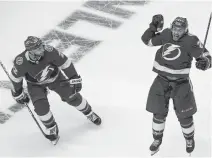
[186,139,193,147]
[87,113,97,122]
[152,140,161,147]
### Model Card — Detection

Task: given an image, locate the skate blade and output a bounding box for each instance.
[151,148,159,156]
[51,136,60,145]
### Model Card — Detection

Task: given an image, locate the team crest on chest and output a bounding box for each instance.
[35,65,55,82]
[162,43,181,61]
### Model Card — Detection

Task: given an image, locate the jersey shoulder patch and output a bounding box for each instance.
[190,35,203,48]
[196,40,203,48]
[44,45,54,52]
[15,56,23,65]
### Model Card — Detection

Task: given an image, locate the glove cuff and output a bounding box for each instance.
[69,76,82,84]
[12,87,23,97]
[205,57,211,70]
[12,90,25,100]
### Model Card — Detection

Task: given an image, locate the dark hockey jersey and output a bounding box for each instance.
[10,45,78,92]
[142,28,211,78]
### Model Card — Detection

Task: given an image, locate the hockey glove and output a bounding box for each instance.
[60,75,82,93]
[196,56,211,70]
[11,88,30,104]
[150,14,164,32]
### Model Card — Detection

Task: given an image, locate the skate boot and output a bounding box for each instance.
[186,138,195,154]
[46,123,60,145]
[150,139,162,156]
[86,111,101,125]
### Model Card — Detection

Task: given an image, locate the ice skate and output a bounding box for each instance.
[186,138,195,154]
[46,123,60,145]
[50,135,60,145]
[150,139,162,156]
[86,111,101,125]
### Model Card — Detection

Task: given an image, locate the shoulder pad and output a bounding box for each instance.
[44,45,54,52]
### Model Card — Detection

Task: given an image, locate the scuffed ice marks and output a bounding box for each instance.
[42,30,101,63]
[42,1,146,62]
[58,10,121,30]
[83,1,146,19]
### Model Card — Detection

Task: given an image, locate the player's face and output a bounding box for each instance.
[171,26,185,41]
[30,44,45,57]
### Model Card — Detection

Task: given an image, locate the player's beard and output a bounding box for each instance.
[171,28,185,41]
[172,33,180,41]
[29,50,44,61]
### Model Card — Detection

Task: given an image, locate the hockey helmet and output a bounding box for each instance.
[24,36,44,62]
[24,36,42,51]
[171,17,188,41]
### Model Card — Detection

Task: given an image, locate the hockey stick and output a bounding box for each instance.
[0,60,48,138]
[203,12,212,50]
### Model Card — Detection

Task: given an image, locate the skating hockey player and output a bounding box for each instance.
[141,15,211,155]
[10,36,102,145]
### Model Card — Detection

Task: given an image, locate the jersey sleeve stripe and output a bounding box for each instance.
[202,51,210,57]
[59,58,72,70]
[147,39,154,46]
[10,72,23,83]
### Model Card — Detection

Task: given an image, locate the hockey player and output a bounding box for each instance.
[141,15,211,155]
[10,36,102,144]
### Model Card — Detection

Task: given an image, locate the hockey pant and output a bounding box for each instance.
[27,72,92,129]
[146,75,196,140]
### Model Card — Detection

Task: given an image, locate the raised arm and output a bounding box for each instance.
[141,14,164,46]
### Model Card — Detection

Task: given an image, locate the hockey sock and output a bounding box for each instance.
[66,93,92,115]
[38,110,56,129]
[179,116,194,139]
[152,114,166,140]
[75,97,92,115]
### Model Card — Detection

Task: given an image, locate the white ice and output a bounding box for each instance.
[0,1,211,157]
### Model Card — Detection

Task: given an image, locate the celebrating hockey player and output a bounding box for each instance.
[141,15,211,155]
[10,36,102,145]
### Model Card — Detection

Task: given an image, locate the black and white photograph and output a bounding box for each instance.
[0,0,211,157]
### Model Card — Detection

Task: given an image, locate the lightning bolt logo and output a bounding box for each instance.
[37,65,54,82]
[162,43,181,61]
[40,65,51,81]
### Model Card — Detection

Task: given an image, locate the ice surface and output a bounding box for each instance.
[0,1,211,157]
